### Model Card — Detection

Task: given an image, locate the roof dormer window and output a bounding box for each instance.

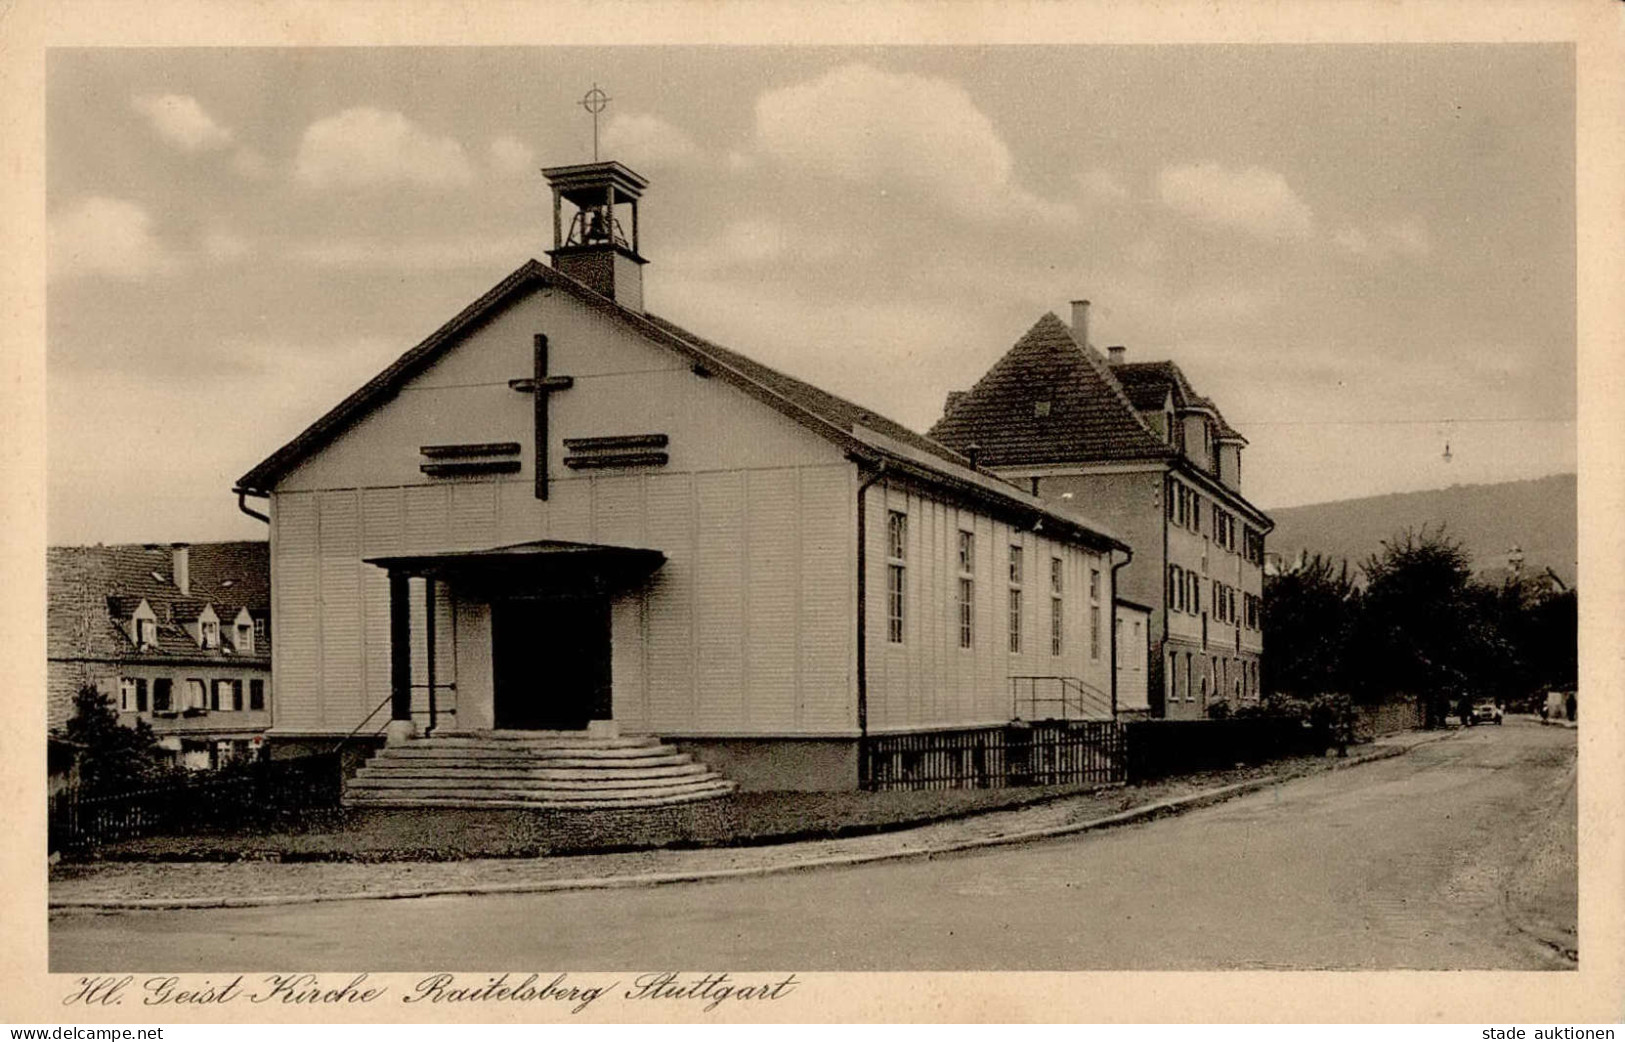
[136,617,156,649]
[1033,400,1052,418]
[235,621,254,654]
[200,618,219,649]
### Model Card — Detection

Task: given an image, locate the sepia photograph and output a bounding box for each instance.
[8,4,1621,1024]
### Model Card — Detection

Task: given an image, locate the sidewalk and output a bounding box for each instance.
[49,728,1453,913]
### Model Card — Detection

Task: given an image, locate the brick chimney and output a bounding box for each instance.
[171,543,190,595]
[1069,299,1091,350]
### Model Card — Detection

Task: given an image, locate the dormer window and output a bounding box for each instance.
[1033,400,1052,418]
[200,619,219,649]
[235,622,254,654]
[135,617,156,648]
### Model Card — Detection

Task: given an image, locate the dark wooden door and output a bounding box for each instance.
[491,596,612,730]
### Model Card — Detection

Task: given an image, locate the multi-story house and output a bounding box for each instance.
[47,541,273,768]
[930,301,1272,719]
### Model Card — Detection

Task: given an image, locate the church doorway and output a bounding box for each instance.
[491,595,612,730]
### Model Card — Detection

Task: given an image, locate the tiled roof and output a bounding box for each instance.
[1112,361,1244,441]
[928,313,1173,467]
[48,543,271,663]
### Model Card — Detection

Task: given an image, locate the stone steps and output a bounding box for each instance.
[342,731,735,810]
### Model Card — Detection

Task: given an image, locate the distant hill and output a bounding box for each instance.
[1264,474,1577,587]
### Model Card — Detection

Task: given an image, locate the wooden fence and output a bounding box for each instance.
[48,753,344,851]
[861,720,1125,791]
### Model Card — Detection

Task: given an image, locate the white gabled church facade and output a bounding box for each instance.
[237,161,1129,790]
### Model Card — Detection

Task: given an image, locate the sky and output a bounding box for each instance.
[45,45,1576,545]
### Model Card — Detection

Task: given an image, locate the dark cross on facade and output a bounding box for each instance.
[508,333,574,499]
[580,84,611,162]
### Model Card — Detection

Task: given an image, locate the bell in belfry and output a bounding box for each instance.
[586,207,610,243]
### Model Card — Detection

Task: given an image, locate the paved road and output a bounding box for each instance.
[52,720,1576,971]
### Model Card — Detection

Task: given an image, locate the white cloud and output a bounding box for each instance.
[1078,167,1129,202]
[285,233,537,271]
[601,113,702,168]
[1158,162,1314,239]
[49,196,173,281]
[1335,218,1432,261]
[294,108,474,189]
[751,63,1071,225]
[488,136,535,177]
[131,93,234,152]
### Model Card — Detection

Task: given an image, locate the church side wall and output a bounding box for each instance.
[862,479,1115,733]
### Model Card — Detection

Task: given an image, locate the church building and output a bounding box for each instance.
[235,160,1131,797]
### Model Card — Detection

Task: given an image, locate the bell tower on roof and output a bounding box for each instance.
[541,160,649,312]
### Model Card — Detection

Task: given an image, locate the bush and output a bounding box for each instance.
[61,685,180,795]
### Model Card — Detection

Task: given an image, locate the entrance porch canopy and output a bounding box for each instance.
[366,539,665,593]
[363,540,666,728]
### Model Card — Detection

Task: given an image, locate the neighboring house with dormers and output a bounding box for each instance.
[930,302,1272,720]
[47,541,272,769]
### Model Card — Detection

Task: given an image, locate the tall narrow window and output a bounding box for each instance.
[118,678,137,712]
[249,678,265,711]
[1166,479,1176,522]
[186,678,206,711]
[135,617,156,648]
[957,530,975,649]
[152,678,173,713]
[1008,545,1024,653]
[886,510,907,644]
[230,679,244,711]
[1089,567,1102,660]
[1050,556,1064,656]
[253,616,269,643]
[200,619,219,649]
[958,578,975,649]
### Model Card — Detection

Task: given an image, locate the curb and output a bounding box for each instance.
[50,739,1424,913]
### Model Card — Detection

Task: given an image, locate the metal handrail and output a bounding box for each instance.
[330,690,396,755]
[1010,675,1115,721]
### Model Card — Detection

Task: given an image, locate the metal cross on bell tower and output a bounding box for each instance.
[580,83,611,162]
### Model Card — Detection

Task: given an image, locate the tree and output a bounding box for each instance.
[61,684,173,793]
[1349,526,1497,721]
[1262,553,1359,698]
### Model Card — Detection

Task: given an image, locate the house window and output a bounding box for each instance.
[1191,575,1201,615]
[253,616,268,642]
[1089,567,1102,660]
[249,678,265,711]
[236,622,254,653]
[135,617,156,648]
[886,511,907,644]
[1008,545,1024,654]
[1169,564,1182,612]
[200,619,219,649]
[210,679,226,711]
[152,678,173,712]
[1166,480,1176,522]
[958,578,975,649]
[1033,400,1051,418]
[1185,653,1194,702]
[186,678,206,711]
[231,679,244,711]
[1191,493,1201,534]
[958,530,975,573]
[118,678,147,713]
[1050,559,1064,656]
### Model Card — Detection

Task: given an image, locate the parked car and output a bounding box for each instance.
[1470,700,1503,725]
